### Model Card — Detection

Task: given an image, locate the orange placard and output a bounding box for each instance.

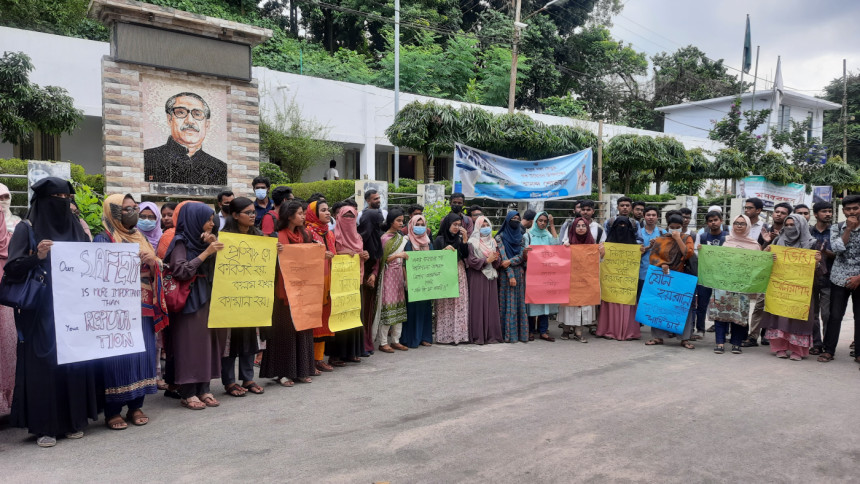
[278,244,325,331]
[568,245,601,306]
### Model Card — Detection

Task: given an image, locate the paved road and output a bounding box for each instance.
[2,318,859,483]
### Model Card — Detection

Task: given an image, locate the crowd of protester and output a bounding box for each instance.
[0,175,857,448]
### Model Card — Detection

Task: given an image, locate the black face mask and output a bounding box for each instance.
[510,219,521,228]
[221,204,230,214]
[451,205,463,214]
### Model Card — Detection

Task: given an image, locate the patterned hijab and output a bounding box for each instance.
[305,201,335,251]
[137,201,163,247]
[468,215,498,280]
[407,214,431,251]
[102,193,157,259]
[775,213,816,249]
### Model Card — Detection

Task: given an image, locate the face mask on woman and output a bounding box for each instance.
[480,226,492,237]
[137,219,157,232]
[413,226,426,236]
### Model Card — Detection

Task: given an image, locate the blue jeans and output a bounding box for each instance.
[714,320,748,346]
[530,315,549,334]
[694,285,713,332]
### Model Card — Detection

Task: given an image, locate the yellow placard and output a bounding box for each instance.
[208,232,278,328]
[329,254,363,332]
[599,242,641,305]
[764,245,816,320]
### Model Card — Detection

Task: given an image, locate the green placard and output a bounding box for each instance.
[698,245,773,293]
[406,249,460,302]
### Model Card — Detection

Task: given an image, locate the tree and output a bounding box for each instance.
[259,96,342,182]
[709,98,770,169]
[649,136,687,195]
[711,147,748,212]
[385,101,460,182]
[808,155,860,194]
[0,52,82,145]
[667,147,709,195]
[821,71,860,166]
[770,116,823,183]
[652,46,746,108]
[0,0,107,40]
[603,134,659,194]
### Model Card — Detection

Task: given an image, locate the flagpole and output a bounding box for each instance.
[751,46,760,111]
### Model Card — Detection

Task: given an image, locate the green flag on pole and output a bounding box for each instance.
[743,15,752,73]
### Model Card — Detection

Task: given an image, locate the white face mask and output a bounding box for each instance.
[669,228,681,234]
[0,199,10,211]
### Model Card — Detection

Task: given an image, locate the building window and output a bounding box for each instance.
[12,131,60,161]
[778,105,791,133]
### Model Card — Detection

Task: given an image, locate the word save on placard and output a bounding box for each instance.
[51,242,145,365]
[764,245,816,320]
[406,250,459,302]
[329,254,362,332]
[209,232,278,328]
[599,242,641,305]
[525,245,570,304]
[635,266,697,333]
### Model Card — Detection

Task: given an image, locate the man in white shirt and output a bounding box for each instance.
[744,197,766,241]
[216,190,234,230]
[562,199,606,243]
[324,160,340,180]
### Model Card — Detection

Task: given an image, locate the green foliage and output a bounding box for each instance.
[821,72,860,165]
[709,98,770,169]
[0,0,107,40]
[540,96,590,119]
[0,158,103,211]
[604,134,660,194]
[422,200,450,240]
[756,151,802,185]
[282,180,356,203]
[260,95,343,182]
[652,46,747,107]
[808,156,860,193]
[72,182,104,235]
[667,148,709,195]
[0,52,83,144]
[259,162,291,185]
[770,116,824,183]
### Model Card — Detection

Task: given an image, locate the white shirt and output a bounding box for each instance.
[748,218,765,241]
[325,168,339,180]
[218,212,227,230]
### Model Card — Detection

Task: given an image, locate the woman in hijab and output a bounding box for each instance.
[372,209,409,353]
[596,216,641,341]
[761,214,821,360]
[219,197,267,397]
[526,211,559,342]
[157,201,199,260]
[466,215,503,344]
[0,183,21,233]
[95,194,167,429]
[7,177,97,447]
[401,213,434,348]
[434,212,471,344]
[709,214,761,355]
[358,209,384,355]
[0,193,16,417]
[645,212,697,349]
[496,211,530,343]
[137,201,163,249]
[559,217,604,342]
[328,202,368,362]
[305,200,338,371]
[165,202,226,410]
[259,200,316,386]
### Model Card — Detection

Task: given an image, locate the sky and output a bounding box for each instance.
[608,0,858,96]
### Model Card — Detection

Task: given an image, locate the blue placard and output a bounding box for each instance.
[635,266,698,333]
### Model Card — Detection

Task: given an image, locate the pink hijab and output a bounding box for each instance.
[407,214,431,251]
[724,214,761,251]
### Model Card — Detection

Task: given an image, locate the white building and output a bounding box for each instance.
[0,26,723,184]
[656,90,840,142]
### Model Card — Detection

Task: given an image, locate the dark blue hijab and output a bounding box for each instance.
[500,211,524,257]
[165,202,217,314]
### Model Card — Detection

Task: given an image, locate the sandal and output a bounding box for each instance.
[539,334,555,342]
[315,361,334,372]
[225,383,247,397]
[420,342,432,347]
[680,340,695,350]
[276,377,294,387]
[126,408,149,426]
[789,354,803,361]
[199,393,220,407]
[294,377,312,384]
[528,334,535,342]
[559,332,570,340]
[106,414,128,430]
[645,338,664,346]
[329,359,347,367]
[345,357,362,363]
[242,381,264,394]
[180,396,206,410]
[776,350,788,359]
[809,346,822,355]
[157,380,169,391]
[817,352,834,362]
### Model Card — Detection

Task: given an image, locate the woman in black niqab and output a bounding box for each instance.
[6,177,99,446]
